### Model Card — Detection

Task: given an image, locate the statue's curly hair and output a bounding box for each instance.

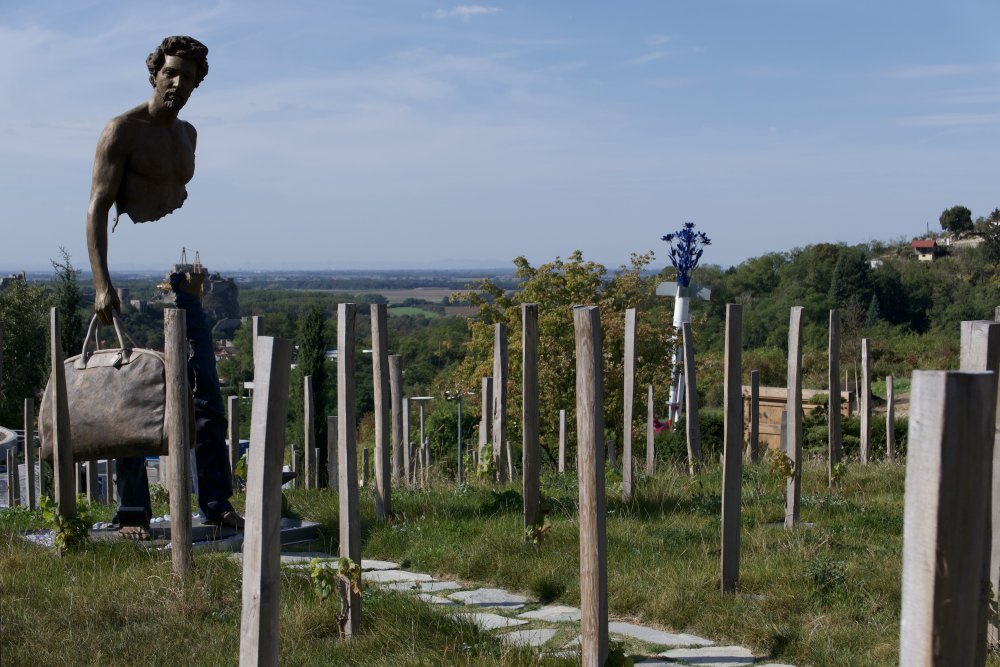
[146,36,209,88]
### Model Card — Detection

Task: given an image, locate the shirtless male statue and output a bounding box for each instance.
[86,36,243,531]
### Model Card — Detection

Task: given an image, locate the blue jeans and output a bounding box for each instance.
[114,273,235,523]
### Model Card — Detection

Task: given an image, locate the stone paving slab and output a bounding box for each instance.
[363,569,434,583]
[383,579,462,592]
[448,587,528,609]
[518,604,581,622]
[456,612,530,631]
[609,621,714,648]
[501,628,559,647]
[362,559,401,570]
[658,645,755,666]
[417,593,458,606]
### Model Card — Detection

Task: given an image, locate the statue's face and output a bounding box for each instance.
[154,54,199,111]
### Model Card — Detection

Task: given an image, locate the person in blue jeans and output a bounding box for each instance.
[84,37,242,532]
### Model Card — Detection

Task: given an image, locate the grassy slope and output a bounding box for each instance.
[3,460,997,666]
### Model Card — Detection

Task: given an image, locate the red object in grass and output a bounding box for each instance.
[653,418,671,433]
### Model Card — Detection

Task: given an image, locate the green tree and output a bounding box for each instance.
[0,281,52,425]
[50,248,84,358]
[939,205,973,233]
[289,304,331,465]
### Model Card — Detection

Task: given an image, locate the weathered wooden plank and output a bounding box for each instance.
[22,398,34,509]
[683,321,702,475]
[49,308,75,519]
[370,304,390,518]
[721,304,743,593]
[389,354,403,486]
[574,306,609,667]
[522,304,541,532]
[860,339,872,463]
[886,376,895,462]
[228,395,241,488]
[402,397,411,486]
[646,385,655,475]
[785,306,803,529]
[480,377,493,467]
[558,408,567,474]
[899,370,995,667]
[164,308,192,577]
[239,335,293,667]
[303,375,316,489]
[493,323,509,483]
[828,310,842,485]
[337,304,362,636]
[622,307,636,499]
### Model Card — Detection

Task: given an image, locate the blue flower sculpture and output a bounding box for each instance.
[662,222,711,287]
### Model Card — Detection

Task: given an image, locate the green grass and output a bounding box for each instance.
[3,460,995,666]
[388,306,442,318]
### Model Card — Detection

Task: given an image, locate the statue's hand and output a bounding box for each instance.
[95,286,121,325]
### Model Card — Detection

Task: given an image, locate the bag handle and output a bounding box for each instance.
[79,311,138,360]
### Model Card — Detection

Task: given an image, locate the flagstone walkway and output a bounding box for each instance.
[275,552,796,666]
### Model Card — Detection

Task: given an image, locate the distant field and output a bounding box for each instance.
[388,306,442,318]
[340,287,461,304]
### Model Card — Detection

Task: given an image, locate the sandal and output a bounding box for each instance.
[118,525,151,540]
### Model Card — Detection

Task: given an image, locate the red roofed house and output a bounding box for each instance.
[911,238,937,261]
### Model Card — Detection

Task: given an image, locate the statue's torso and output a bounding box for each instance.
[115,114,196,224]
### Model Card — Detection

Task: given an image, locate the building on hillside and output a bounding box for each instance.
[0,272,26,292]
[911,238,938,261]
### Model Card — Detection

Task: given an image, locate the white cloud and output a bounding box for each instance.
[631,51,668,66]
[648,34,670,47]
[889,63,1000,79]
[434,5,501,21]
[899,113,1000,127]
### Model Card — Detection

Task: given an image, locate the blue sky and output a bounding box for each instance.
[2,1,999,273]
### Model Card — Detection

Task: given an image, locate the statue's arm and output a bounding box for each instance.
[86,119,127,323]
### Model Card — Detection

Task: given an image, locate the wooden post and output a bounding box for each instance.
[370,304,391,519]
[899,370,995,667]
[622,307,636,499]
[389,354,403,485]
[886,376,895,462]
[558,409,567,474]
[845,370,852,416]
[860,339,872,463]
[49,308,75,519]
[402,397,411,486]
[228,395,241,488]
[682,321,702,475]
[646,385,655,475]
[23,398,35,509]
[479,376,493,466]
[303,375,315,489]
[337,303,362,636]
[239,335,293,667]
[327,416,339,493]
[361,447,369,487]
[522,303,541,532]
[785,306,803,529]
[959,320,1000,654]
[505,440,513,481]
[722,304,743,593]
[164,308,192,577]
[107,458,116,505]
[7,449,16,506]
[748,370,760,462]
[85,460,98,504]
[493,323,509,483]
[828,310,841,485]
[574,306,608,667]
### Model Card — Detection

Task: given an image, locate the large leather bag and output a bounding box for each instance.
[40,313,167,462]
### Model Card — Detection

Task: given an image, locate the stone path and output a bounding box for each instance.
[267,552,795,666]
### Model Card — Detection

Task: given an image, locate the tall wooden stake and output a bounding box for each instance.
[493,323,509,483]
[389,354,403,485]
[23,398,35,509]
[164,308,192,577]
[748,370,760,462]
[959,320,1000,654]
[338,304,362,636]
[402,397,411,486]
[721,304,743,593]
[622,307,636,499]
[522,304,541,532]
[239,335,293,667]
[785,306,803,529]
[646,385,655,475]
[860,338,872,463]
[885,376,895,462]
[49,308,75,519]
[574,306,608,667]
[303,375,316,489]
[558,409,567,474]
[371,304,391,518]
[828,310,841,485]
[899,370,995,667]
[228,395,241,488]
[480,377,493,469]
[682,321,702,475]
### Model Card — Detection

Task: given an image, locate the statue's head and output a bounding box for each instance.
[146,36,209,89]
